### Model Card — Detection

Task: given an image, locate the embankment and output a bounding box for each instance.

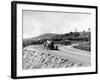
[22,48,89,69]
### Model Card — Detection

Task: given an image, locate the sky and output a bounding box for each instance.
[23,10,91,39]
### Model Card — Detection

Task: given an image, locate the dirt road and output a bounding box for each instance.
[25,44,91,65]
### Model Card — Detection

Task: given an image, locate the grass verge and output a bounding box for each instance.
[73,42,91,52]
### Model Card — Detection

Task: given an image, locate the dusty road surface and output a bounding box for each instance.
[24,44,91,66]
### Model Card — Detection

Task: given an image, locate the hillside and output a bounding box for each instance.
[23,31,90,47]
[24,31,90,41]
[24,33,59,41]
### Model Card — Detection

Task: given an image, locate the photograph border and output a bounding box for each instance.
[11,1,98,79]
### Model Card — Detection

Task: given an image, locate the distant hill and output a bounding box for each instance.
[24,31,90,41]
[24,33,59,41]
